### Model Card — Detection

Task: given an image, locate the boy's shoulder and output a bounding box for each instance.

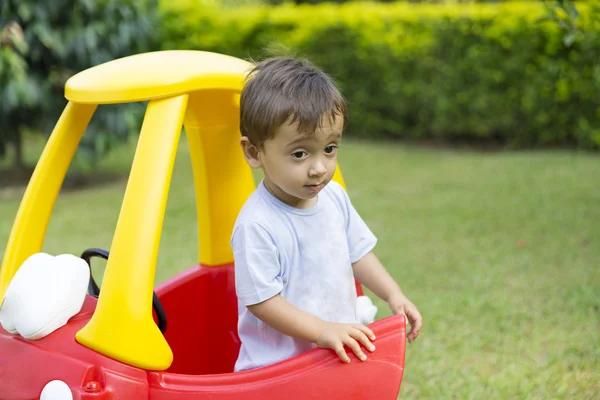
[230,185,292,250]
[234,186,276,229]
[321,180,351,210]
[322,179,347,197]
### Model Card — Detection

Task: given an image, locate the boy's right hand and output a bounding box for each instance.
[315,322,376,363]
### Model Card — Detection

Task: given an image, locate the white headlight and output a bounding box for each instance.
[40,380,73,400]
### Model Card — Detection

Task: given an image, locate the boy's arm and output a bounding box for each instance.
[352,252,423,342]
[248,294,377,363]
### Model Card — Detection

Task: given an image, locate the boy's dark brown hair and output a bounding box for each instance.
[240,57,347,146]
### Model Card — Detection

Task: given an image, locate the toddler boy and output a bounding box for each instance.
[232,57,422,372]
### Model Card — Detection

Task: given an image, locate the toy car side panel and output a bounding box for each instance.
[147,315,406,400]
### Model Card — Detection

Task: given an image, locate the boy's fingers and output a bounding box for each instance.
[407,308,423,342]
[344,337,366,361]
[351,328,376,352]
[334,344,350,363]
[353,324,376,341]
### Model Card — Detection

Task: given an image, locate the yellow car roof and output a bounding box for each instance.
[65,50,253,104]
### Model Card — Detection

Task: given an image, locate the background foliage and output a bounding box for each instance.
[1,0,597,172]
[161,1,600,149]
[0,0,160,168]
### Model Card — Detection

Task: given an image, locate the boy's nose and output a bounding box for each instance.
[308,160,327,177]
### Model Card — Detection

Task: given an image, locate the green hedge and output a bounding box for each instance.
[160,1,600,149]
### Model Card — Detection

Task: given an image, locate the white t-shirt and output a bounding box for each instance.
[231,180,377,372]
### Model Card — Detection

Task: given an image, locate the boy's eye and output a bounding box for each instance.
[292,151,307,159]
[325,145,338,154]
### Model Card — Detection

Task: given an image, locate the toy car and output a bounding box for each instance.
[0,50,407,399]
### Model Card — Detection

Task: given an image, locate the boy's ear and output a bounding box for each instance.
[240,137,262,169]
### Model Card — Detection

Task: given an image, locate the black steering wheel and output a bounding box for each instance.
[80,248,167,334]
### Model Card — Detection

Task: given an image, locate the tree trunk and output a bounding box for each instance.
[12,131,24,172]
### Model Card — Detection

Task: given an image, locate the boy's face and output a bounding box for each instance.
[242,114,344,209]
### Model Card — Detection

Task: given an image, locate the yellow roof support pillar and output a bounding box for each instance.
[76,95,188,370]
[0,102,97,302]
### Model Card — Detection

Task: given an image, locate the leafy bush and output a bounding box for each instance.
[160,1,600,149]
[0,0,160,168]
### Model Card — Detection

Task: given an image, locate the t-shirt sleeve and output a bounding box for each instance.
[231,221,283,306]
[336,184,378,263]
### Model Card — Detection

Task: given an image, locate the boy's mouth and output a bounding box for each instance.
[305,182,325,192]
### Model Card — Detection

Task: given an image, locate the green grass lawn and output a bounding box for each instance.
[1,137,599,399]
